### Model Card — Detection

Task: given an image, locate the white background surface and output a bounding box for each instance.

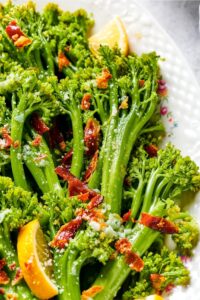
[140,0,200,82]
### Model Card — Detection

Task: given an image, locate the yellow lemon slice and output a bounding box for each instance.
[89,16,129,56]
[136,295,164,300]
[17,219,58,299]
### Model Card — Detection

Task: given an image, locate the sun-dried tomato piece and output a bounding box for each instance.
[0,127,13,149]
[157,79,168,97]
[5,20,24,40]
[49,122,66,150]
[139,79,145,87]
[144,144,158,157]
[14,36,32,48]
[12,268,23,286]
[0,288,5,295]
[96,68,112,89]
[87,194,103,210]
[125,251,144,272]
[81,93,92,110]
[0,259,6,270]
[77,192,90,202]
[140,213,179,234]
[31,135,42,147]
[150,273,166,291]
[122,210,131,222]
[115,238,132,254]
[58,52,70,72]
[84,150,99,182]
[165,283,175,294]
[51,217,83,248]
[61,149,73,166]
[84,118,100,156]
[31,113,49,135]
[8,262,16,271]
[115,239,144,272]
[55,166,97,199]
[0,270,10,285]
[81,285,103,300]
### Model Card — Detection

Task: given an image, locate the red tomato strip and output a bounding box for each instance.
[55,166,97,199]
[31,113,49,135]
[84,150,99,182]
[81,286,103,300]
[150,273,166,291]
[122,210,131,222]
[0,270,10,285]
[84,118,100,156]
[58,52,70,72]
[144,144,158,157]
[96,68,112,89]
[5,20,24,40]
[115,238,144,272]
[12,268,23,286]
[0,259,6,270]
[81,93,91,110]
[140,213,179,234]
[61,149,73,167]
[51,217,83,248]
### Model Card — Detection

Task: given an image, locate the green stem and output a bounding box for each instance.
[10,105,29,190]
[70,109,84,178]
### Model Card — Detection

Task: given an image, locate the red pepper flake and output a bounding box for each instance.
[0,270,10,285]
[122,210,131,222]
[0,288,5,295]
[96,68,112,89]
[115,238,132,254]
[160,106,168,116]
[61,149,73,166]
[14,36,32,48]
[6,293,18,300]
[140,213,179,234]
[81,285,103,300]
[0,259,6,270]
[31,135,42,147]
[125,251,144,272]
[51,217,83,248]
[11,268,23,286]
[8,262,16,271]
[84,118,100,156]
[77,192,90,202]
[24,256,34,271]
[58,51,70,72]
[31,113,49,135]
[150,273,166,291]
[5,20,24,40]
[55,166,97,199]
[81,93,92,110]
[84,150,99,182]
[157,79,168,97]
[139,79,145,87]
[144,144,158,157]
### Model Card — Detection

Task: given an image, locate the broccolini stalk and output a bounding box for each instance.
[58,78,84,177]
[0,68,61,189]
[0,176,39,299]
[89,144,200,300]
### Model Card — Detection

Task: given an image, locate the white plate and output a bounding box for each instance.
[9,0,200,299]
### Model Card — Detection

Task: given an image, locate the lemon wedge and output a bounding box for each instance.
[136,295,164,300]
[89,16,129,56]
[17,219,58,299]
